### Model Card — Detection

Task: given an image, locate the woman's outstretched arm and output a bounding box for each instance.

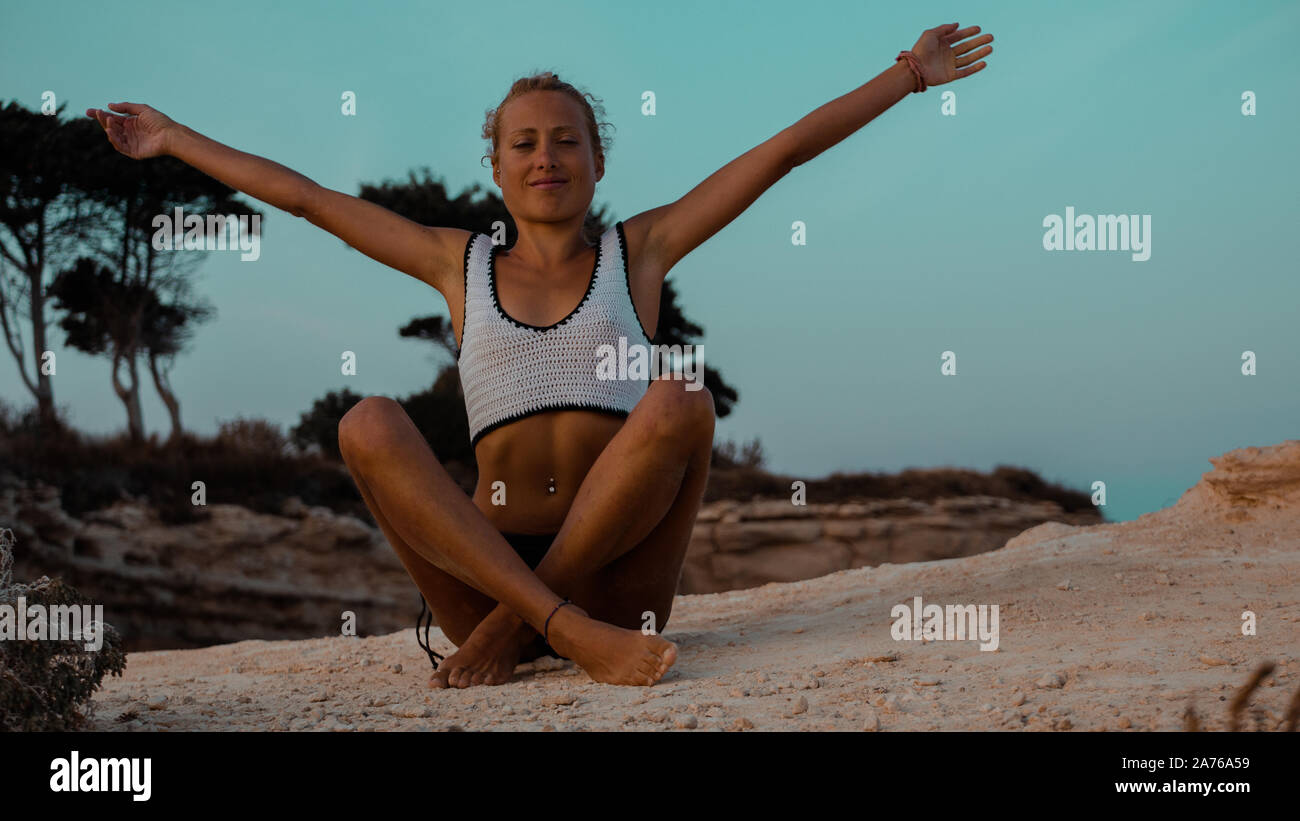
[85,103,463,294]
[627,23,993,279]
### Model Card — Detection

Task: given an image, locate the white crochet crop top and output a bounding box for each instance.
[455,221,653,447]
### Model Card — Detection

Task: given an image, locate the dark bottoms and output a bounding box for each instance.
[414,529,567,673]
[500,530,557,572]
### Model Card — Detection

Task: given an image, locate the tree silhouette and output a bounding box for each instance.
[646,277,738,417]
[63,115,258,443]
[397,315,458,361]
[0,102,106,432]
[139,277,215,442]
[290,387,367,459]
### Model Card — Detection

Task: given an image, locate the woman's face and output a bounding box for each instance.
[493,90,602,224]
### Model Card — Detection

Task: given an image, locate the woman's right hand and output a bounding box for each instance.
[84,102,177,159]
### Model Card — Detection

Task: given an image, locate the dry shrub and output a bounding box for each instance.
[0,529,127,731]
[215,416,291,456]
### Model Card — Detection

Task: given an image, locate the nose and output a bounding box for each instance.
[534,139,562,169]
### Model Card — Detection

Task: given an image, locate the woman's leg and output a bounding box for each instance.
[518,419,711,656]
[348,471,578,671]
[345,465,494,647]
[536,377,715,625]
[442,377,715,686]
[337,396,676,685]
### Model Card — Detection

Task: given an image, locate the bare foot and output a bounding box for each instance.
[546,604,677,686]
[429,612,530,689]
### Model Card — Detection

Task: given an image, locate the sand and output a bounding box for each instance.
[86,441,1300,731]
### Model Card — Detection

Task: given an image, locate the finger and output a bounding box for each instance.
[956,45,992,67]
[92,106,127,123]
[108,102,147,114]
[943,25,981,44]
[953,34,993,56]
[955,62,987,80]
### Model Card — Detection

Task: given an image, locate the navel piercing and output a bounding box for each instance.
[547,476,556,495]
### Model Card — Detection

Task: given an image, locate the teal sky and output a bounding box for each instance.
[2,0,1296,523]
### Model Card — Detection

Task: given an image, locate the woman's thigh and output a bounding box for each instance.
[562,427,712,636]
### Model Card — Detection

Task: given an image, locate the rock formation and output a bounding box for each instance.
[0,470,1099,651]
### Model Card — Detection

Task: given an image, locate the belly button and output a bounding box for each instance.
[547,476,556,495]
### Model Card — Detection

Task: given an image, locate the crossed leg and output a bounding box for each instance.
[434,377,716,687]
[338,376,714,687]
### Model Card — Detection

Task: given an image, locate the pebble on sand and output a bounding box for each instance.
[543,693,577,706]
[862,709,880,731]
[1035,673,1066,689]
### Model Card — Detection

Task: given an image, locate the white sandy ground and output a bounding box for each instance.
[86,442,1300,731]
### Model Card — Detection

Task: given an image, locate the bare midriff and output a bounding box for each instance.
[469,409,626,534]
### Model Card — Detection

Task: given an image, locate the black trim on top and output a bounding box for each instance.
[470,403,631,448]
[615,220,654,344]
[487,230,602,331]
[455,231,477,362]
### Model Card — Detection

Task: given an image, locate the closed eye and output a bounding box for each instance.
[514,139,578,148]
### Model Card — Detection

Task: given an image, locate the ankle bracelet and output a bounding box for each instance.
[543,599,573,646]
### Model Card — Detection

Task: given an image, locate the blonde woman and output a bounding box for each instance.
[87,22,991,688]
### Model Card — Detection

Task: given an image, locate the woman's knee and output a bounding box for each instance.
[643,378,715,442]
[337,395,409,464]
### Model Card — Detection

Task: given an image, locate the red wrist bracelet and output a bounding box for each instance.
[896,50,926,93]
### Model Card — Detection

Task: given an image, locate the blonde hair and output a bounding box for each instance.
[480,71,614,171]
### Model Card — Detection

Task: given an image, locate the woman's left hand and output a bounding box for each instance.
[909,23,994,86]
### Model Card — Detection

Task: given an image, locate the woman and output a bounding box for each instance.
[87,22,992,689]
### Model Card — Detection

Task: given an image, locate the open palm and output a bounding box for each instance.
[911,23,994,87]
[84,102,175,159]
